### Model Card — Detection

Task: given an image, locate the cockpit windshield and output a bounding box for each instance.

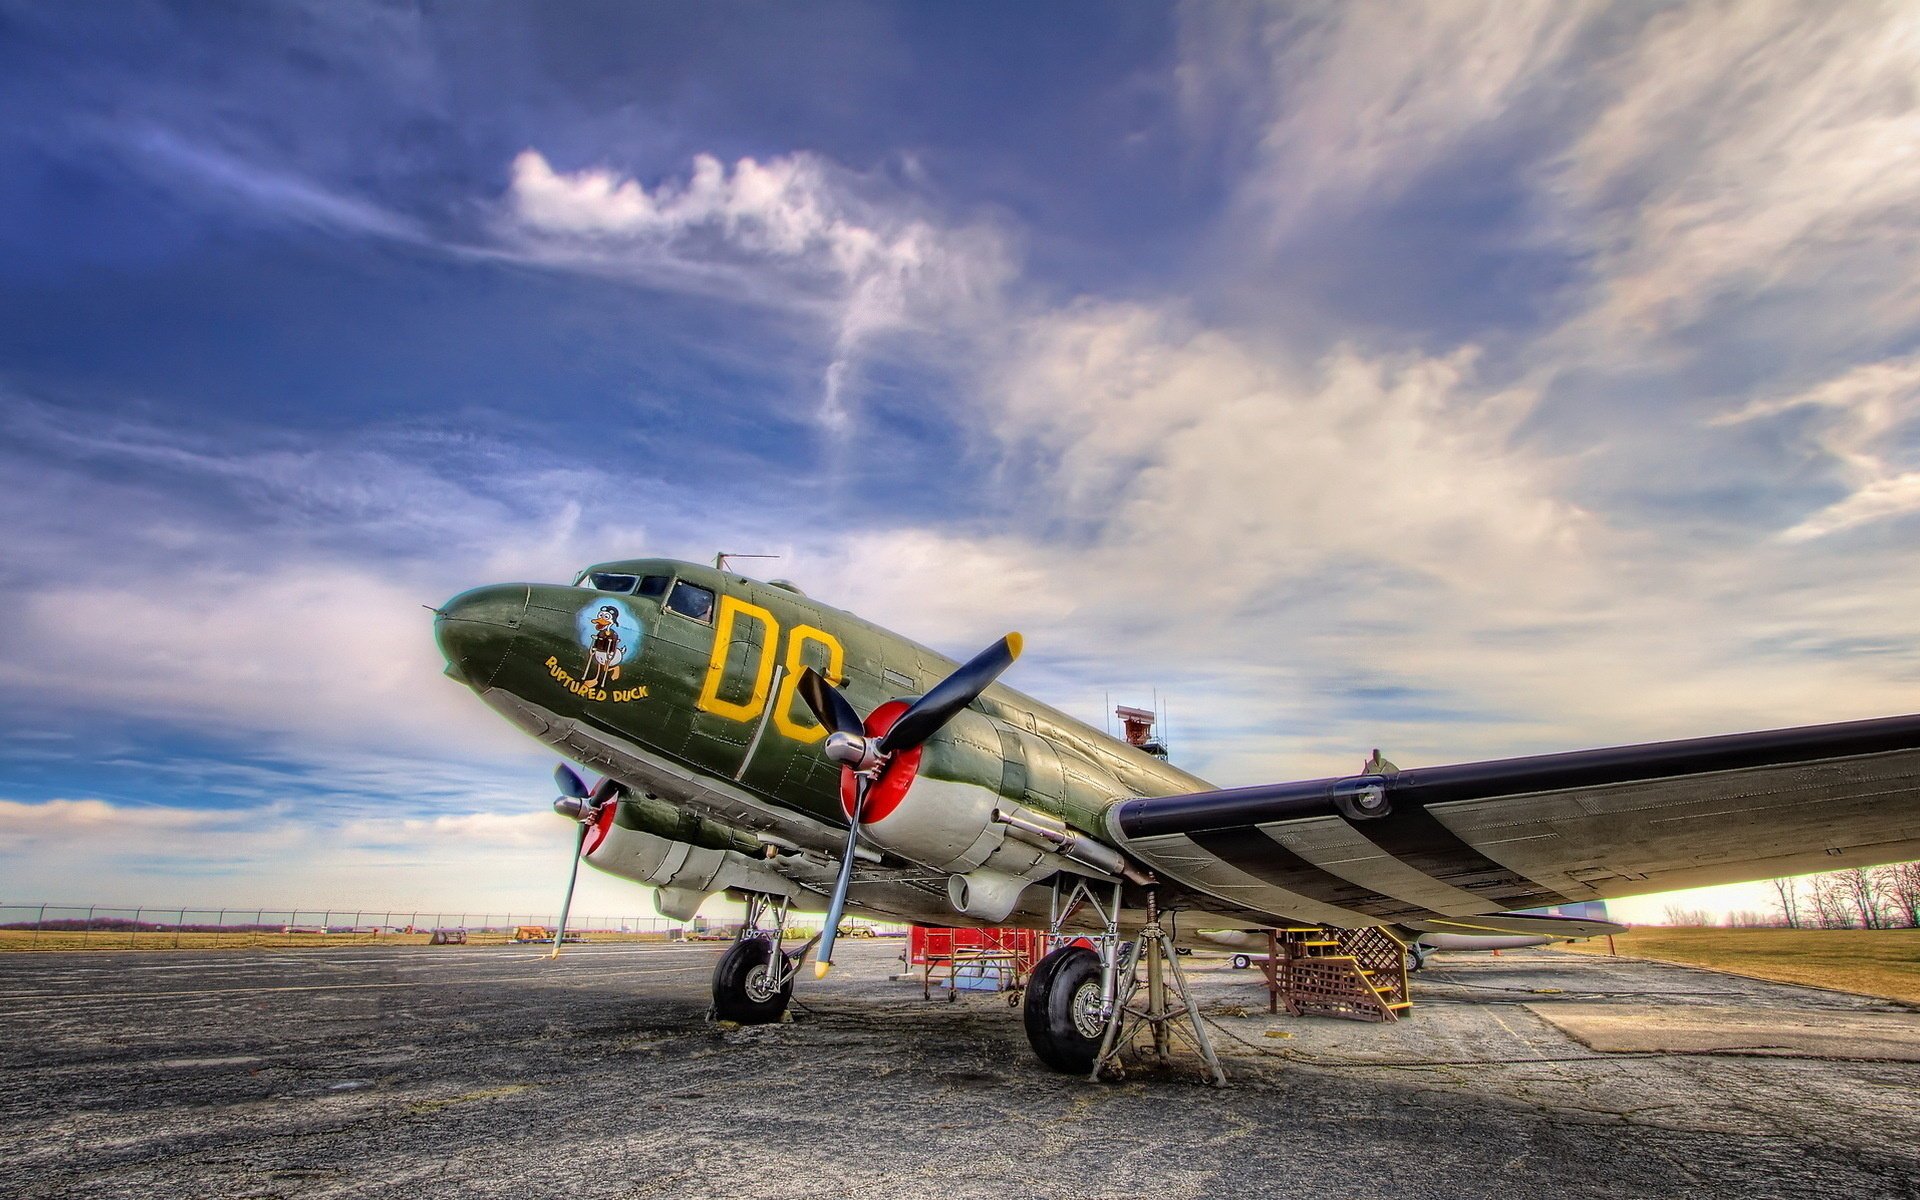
[585,572,639,594]
[574,569,673,600]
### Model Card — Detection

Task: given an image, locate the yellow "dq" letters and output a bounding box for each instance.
[773,624,846,745]
[695,596,779,722]
[696,600,846,743]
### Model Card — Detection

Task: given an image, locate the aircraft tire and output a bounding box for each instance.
[1230,953,1251,970]
[712,937,792,1024]
[1024,946,1105,1074]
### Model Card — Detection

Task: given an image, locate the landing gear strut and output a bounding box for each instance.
[1090,889,1226,1086]
[711,894,811,1025]
[1023,878,1227,1085]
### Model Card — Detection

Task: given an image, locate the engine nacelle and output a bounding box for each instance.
[862,714,1130,897]
[947,869,1033,922]
[586,818,796,903]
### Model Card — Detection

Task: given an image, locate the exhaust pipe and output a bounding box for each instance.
[992,808,1152,884]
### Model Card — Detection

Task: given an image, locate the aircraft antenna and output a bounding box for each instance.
[714,552,780,573]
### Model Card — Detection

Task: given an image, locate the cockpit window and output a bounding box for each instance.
[588,572,639,594]
[665,580,716,624]
[636,574,670,600]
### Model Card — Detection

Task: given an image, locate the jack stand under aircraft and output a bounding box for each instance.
[1023,877,1228,1086]
[710,893,816,1024]
[1090,891,1226,1087]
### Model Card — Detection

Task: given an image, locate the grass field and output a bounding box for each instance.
[1561,927,1920,1005]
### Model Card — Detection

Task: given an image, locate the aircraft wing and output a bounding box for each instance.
[1104,713,1920,929]
[1398,912,1629,939]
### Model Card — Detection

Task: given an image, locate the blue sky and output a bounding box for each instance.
[4,1,1919,923]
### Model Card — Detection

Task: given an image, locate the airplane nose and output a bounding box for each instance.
[434,584,530,687]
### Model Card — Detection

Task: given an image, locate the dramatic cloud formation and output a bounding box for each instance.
[1552,3,1920,345]
[4,2,1917,926]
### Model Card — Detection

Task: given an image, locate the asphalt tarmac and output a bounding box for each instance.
[2,938,1917,1199]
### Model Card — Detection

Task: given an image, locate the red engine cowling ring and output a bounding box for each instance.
[839,699,923,823]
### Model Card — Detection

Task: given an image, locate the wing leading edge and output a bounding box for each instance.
[1105,713,1920,929]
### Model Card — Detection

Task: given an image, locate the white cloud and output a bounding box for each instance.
[504,149,1013,428]
[1010,307,1588,578]
[6,562,504,758]
[1551,2,1920,341]
[1717,353,1920,540]
[0,797,648,914]
[118,124,426,242]
[1182,0,1596,237]
[1186,2,1920,358]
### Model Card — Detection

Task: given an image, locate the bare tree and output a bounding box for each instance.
[1809,874,1856,929]
[1661,905,1716,927]
[1837,867,1886,929]
[1885,862,1920,929]
[1725,910,1775,928]
[1770,877,1803,929]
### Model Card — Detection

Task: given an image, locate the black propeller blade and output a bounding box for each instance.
[803,634,1024,977]
[551,819,590,959]
[876,633,1022,755]
[555,763,591,799]
[814,774,869,979]
[795,668,865,736]
[549,767,620,958]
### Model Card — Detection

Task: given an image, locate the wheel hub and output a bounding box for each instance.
[1070,977,1105,1040]
[743,961,778,1004]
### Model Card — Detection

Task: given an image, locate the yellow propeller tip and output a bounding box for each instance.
[1006,632,1024,658]
[814,960,833,980]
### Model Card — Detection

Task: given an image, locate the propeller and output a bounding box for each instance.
[549,763,618,958]
[795,633,1023,977]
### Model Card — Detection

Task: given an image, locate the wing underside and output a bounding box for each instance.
[1106,713,1920,929]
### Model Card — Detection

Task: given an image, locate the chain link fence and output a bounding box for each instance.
[0,903,847,951]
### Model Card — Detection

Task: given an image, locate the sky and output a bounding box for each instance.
[3,1,1918,926]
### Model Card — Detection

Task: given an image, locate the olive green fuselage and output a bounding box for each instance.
[435,558,1208,899]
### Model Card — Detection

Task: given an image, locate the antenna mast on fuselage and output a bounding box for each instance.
[713,552,780,574]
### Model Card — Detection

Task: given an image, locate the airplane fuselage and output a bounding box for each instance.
[435,558,1209,927]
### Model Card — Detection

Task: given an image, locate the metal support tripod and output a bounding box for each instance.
[1089,890,1227,1087]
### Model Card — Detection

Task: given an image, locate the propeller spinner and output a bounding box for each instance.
[795,633,1023,977]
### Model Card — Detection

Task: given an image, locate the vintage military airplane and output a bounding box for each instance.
[434,557,1920,1074]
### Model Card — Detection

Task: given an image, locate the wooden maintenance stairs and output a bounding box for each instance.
[1262,925,1412,1022]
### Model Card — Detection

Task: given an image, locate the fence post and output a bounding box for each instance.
[131,907,142,950]
[32,903,45,949]
[173,909,184,950]
[253,909,264,949]
[216,909,226,949]
[86,905,96,945]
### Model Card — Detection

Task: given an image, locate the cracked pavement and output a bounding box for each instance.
[2,940,1916,1198]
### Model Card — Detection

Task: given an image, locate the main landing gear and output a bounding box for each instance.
[1022,878,1227,1085]
[711,893,813,1025]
